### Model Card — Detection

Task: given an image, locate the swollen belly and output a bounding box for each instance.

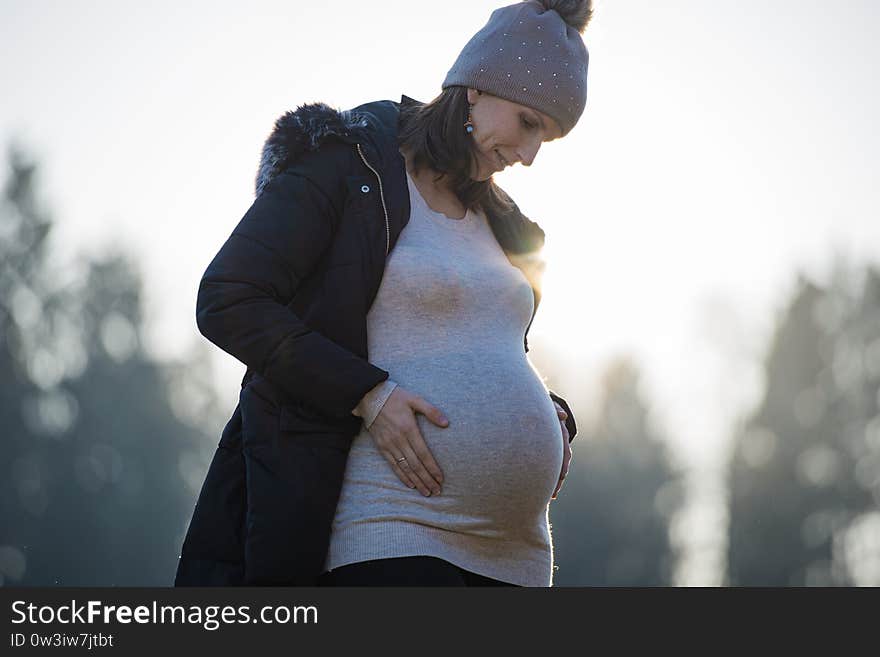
[337,357,564,537]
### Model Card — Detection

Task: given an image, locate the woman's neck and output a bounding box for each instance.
[399,147,467,220]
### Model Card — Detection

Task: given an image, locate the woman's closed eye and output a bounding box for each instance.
[521,117,537,131]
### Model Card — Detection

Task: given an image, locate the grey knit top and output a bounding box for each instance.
[322,170,564,586]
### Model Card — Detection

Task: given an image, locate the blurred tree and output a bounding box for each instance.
[549,357,684,585]
[0,146,219,586]
[727,266,880,585]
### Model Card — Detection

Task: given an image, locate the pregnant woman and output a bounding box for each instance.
[175,0,591,587]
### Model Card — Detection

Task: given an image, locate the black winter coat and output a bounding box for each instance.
[174,94,578,586]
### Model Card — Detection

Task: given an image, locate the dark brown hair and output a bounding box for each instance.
[397,86,516,224]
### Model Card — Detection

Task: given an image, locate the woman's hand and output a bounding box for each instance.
[551,401,572,500]
[367,386,448,497]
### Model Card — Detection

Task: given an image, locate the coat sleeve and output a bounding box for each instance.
[196,162,389,418]
[548,390,577,443]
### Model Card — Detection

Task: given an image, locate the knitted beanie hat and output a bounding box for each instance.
[443,0,592,137]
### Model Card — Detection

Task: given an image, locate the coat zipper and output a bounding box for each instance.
[356,143,390,257]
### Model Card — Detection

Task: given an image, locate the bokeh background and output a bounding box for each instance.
[2,0,878,586]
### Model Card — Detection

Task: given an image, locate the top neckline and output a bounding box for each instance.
[404,170,476,226]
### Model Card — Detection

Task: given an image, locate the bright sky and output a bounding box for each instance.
[3,0,878,584]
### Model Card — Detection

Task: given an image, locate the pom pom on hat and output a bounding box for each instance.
[533,0,594,34]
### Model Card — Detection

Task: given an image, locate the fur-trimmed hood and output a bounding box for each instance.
[255,95,416,198]
[255,102,371,197]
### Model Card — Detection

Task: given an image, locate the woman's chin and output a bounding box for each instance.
[467,160,497,181]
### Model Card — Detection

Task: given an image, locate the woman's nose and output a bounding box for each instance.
[515,141,542,167]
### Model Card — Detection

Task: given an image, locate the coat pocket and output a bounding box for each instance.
[279,404,353,451]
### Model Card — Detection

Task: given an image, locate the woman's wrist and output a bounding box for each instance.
[352,379,399,428]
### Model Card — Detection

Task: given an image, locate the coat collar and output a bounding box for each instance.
[255,95,546,258]
[255,96,412,197]
[255,101,370,197]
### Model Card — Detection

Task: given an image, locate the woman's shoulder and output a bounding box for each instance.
[254,101,377,197]
[484,182,546,256]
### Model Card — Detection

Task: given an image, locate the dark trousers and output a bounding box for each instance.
[317,556,518,587]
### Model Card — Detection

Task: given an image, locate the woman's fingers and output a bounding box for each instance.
[554,401,568,422]
[386,437,437,496]
[411,396,450,429]
[383,445,437,497]
[408,398,448,483]
[380,451,418,491]
[406,426,444,488]
[552,418,572,500]
[400,395,446,495]
[367,386,446,496]
[373,425,442,497]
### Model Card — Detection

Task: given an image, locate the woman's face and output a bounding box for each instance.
[465,87,563,181]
